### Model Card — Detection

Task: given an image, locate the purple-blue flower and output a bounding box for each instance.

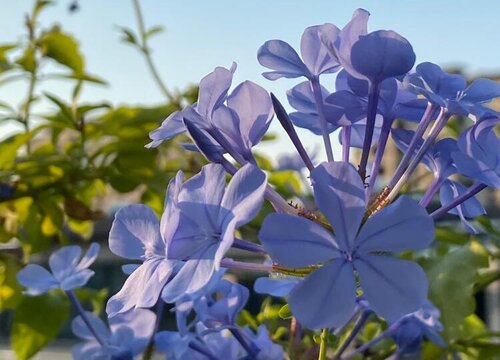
[260,162,434,329]
[162,163,267,302]
[105,172,183,316]
[440,179,485,234]
[71,309,156,360]
[17,243,100,295]
[147,65,273,165]
[390,301,445,356]
[405,62,500,115]
[452,114,500,188]
[258,23,341,80]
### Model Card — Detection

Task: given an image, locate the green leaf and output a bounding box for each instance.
[39,28,84,74]
[117,26,139,46]
[15,46,36,72]
[278,304,293,320]
[145,25,165,40]
[11,292,70,360]
[427,241,489,340]
[0,258,22,310]
[0,44,17,73]
[49,72,108,85]
[0,131,38,168]
[44,92,75,126]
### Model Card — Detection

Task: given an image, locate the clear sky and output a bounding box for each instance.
[1,0,499,159]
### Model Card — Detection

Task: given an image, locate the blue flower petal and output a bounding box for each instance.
[311,162,366,251]
[49,246,82,282]
[146,110,185,148]
[109,204,163,260]
[351,30,415,83]
[258,40,311,80]
[260,213,339,268]
[17,264,58,295]
[463,78,500,104]
[72,311,111,341]
[355,255,427,322]
[289,260,357,329]
[254,277,298,298]
[356,196,434,253]
[197,65,234,120]
[301,24,341,76]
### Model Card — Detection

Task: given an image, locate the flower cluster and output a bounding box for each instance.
[17,7,499,359]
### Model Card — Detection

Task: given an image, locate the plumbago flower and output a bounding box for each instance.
[405,62,500,116]
[71,309,156,360]
[260,162,434,329]
[162,162,267,302]
[147,64,273,165]
[17,243,99,295]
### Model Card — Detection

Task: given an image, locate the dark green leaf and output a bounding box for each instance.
[145,25,165,40]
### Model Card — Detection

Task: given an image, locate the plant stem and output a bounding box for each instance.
[220,258,273,272]
[310,78,334,162]
[230,327,259,359]
[366,116,393,200]
[233,238,267,254]
[358,81,381,181]
[342,126,351,163]
[387,108,449,203]
[333,311,370,360]
[343,327,393,360]
[318,328,329,360]
[389,102,436,189]
[131,0,175,103]
[419,177,444,207]
[142,300,165,360]
[431,182,487,220]
[66,290,106,346]
[188,341,218,360]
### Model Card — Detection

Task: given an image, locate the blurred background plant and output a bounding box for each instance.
[0,1,499,359]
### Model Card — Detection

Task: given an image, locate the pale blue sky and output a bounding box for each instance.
[1,0,499,158]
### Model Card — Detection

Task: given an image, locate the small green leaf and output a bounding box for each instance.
[145,25,165,40]
[15,46,36,72]
[11,292,70,360]
[278,304,293,320]
[39,28,84,73]
[117,26,139,46]
[427,241,489,340]
[0,258,22,310]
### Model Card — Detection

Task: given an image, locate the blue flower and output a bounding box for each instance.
[147,65,273,165]
[242,325,285,360]
[392,128,458,181]
[452,114,500,188]
[391,301,446,356]
[258,23,341,80]
[17,243,100,295]
[405,62,500,115]
[260,162,434,329]
[105,172,184,316]
[440,179,485,234]
[71,309,156,360]
[162,163,267,302]
[254,276,298,298]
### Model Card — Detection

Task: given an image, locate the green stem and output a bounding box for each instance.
[131,0,175,103]
[318,328,329,360]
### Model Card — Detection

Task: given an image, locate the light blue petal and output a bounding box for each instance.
[220,164,267,227]
[162,245,217,303]
[356,196,434,253]
[146,110,185,148]
[254,277,297,297]
[76,243,100,271]
[300,24,341,76]
[109,308,156,355]
[71,311,111,341]
[289,260,357,329]
[49,246,82,282]
[226,81,273,149]
[106,258,173,317]
[310,162,366,251]
[197,65,234,120]
[258,40,310,80]
[355,255,427,322]
[259,213,339,267]
[60,269,94,290]
[109,204,162,260]
[17,264,57,295]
